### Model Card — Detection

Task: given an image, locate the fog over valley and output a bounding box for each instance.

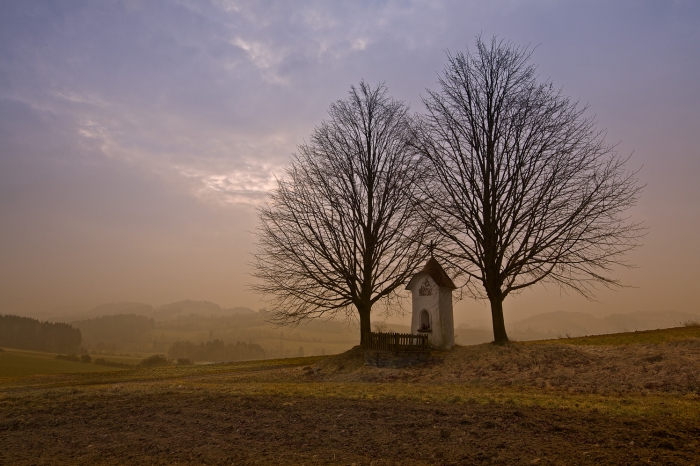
[5,300,693,362]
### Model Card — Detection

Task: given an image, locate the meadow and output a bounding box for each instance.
[80,312,359,358]
[0,348,137,378]
[1,326,699,465]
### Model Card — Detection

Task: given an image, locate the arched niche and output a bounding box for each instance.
[419,309,431,332]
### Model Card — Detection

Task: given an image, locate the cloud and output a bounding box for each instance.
[0,1,466,211]
[1,0,699,314]
[3,0,699,212]
[230,36,290,84]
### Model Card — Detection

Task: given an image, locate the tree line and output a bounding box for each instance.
[167,339,266,362]
[0,315,82,352]
[73,314,155,346]
[252,36,643,344]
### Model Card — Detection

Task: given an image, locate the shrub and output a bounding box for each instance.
[168,339,266,362]
[55,353,80,362]
[176,358,194,366]
[683,319,700,328]
[93,358,134,369]
[139,354,170,367]
[80,354,92,363]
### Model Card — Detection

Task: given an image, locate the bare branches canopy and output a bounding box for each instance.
[413,37,643,343]
[251,82,428,344]
[252,38,643,347]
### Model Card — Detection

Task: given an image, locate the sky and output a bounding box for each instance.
[1,0,699,326]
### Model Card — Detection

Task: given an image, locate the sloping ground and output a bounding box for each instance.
[534,325,700,345]
[2,390,698,465]
[1,326,699,465]
[0,349,125,377]
[315,330,700,395]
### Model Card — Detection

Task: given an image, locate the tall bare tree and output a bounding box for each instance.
[251,82,428,345]
[414,37,644,344]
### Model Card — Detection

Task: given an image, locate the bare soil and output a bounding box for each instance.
[2,332,700,465]
[1,390,699,465]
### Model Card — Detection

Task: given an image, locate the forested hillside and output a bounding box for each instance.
[72,314,155,349]
[0,315,81,352]
[167,339,265,362]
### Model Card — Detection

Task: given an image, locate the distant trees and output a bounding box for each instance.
[413,37,643,343]
[0,315,82,352]
[252,81,428,345]
[93,357,134,368]
[139,354,170,367]
[168,339,265,362]
[72,314,155,347]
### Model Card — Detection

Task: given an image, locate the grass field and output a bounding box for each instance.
[1,327,699,465]
[0,348,129,378]
[85,352,149,365]
[111,319,360,357]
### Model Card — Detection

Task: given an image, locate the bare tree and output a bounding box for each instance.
[414,37,644,344]
[251,82,428,345]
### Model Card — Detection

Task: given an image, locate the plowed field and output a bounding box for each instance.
[1,327,699,465]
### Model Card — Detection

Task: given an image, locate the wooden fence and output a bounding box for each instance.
[363,331,429,352]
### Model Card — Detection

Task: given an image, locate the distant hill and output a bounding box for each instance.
[56,300,258,322]
[153,301,256,319]
[154,300,222,319]
[227,307,256,315]
[83,302,154,318]
[73,314,155,348]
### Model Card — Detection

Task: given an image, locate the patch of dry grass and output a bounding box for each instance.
[313,338,700,398]
[0,349,123,378]
[141,380,700,419]
[2,326,699,430]
[2,350,699,423]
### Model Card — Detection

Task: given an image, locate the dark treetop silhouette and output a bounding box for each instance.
[413,37,643,344]
[252,82,428,345]
[0,315,82,352]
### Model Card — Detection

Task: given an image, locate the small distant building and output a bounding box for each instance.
[406,256,456,349]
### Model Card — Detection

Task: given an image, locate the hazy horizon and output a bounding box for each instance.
[2,1,699,328]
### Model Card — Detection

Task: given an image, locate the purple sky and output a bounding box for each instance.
[1,1,699,325]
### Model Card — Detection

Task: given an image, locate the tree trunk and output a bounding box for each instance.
[359,307,372,347]
[489,297,509,344]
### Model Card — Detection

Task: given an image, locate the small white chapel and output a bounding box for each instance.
[405,256,456,349]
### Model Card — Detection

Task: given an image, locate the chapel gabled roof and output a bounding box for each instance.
[405,256,457,290]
